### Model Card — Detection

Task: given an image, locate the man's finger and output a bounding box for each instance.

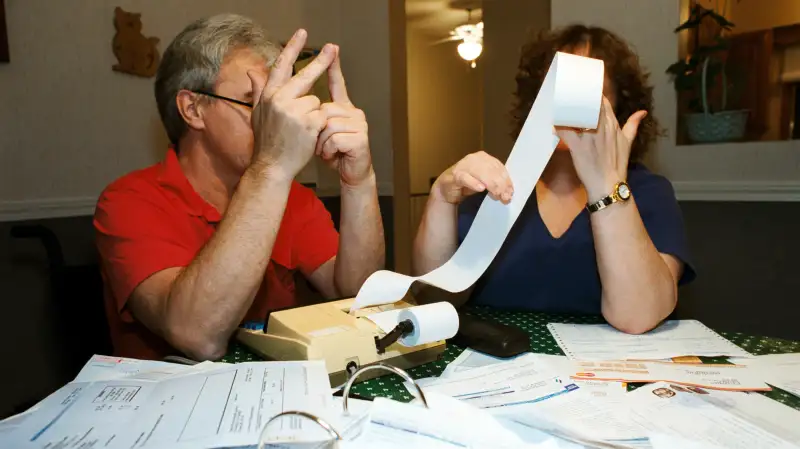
[278,44,337,100]
[293,95,321,114]
[264,29,308,98]
[622,110,648,143]
[320,132,358,161]
[327,49,351,105]
[316,117,357,155]
[321,102,358,118]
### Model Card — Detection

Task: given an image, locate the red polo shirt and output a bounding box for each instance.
[94,148,339,360]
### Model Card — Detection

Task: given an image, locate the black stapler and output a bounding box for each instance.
[451,313,531,358]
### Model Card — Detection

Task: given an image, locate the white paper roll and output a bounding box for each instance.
[397,302,460,347]
[350,52,604,312]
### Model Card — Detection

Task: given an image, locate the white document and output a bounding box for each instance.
[5,379,160,448]
[414,353,581,409]
[441,347,529,377]
[343,392,560,449]
[73,354,196,382]
[438,349,627,397]
[730,353,800,398]
[571,360,771,391]
[627,382,800,449]
[493,385,650,449]
[349,51,604,311]
[648,434,728,449]
[5,361,333,449]
[0,357,201,441]
[548,320,752,361]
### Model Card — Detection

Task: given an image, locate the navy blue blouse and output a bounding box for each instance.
[457,164,696,314]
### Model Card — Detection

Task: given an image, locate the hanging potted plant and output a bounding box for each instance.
[666,1,749,143]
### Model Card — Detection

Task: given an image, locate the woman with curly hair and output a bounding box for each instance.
[412,24,695,334]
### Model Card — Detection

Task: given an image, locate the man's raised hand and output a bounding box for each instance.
[248,29,336,180]
[316,50,374,188]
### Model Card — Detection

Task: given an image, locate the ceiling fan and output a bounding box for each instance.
[433,9,483,67]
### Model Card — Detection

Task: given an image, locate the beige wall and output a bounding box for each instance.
[552,0,800,198]
[0,0,395,220]
[406,26,483,195]
[481,0,551,162]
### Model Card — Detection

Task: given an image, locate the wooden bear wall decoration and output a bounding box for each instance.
[111,7,160,77]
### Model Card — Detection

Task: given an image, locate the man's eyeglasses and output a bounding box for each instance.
[193,90,253,109]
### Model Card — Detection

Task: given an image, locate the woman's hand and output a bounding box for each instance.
[557,96,647,201]
[432,151,514,205]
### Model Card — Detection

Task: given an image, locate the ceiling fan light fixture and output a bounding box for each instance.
[457,40,483,61]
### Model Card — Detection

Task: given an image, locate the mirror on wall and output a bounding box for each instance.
[672,0,800,144]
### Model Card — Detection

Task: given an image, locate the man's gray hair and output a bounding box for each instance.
[155,14,281,144]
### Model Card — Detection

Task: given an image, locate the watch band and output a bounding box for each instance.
[587,181,630,213]
[586,195,617,213]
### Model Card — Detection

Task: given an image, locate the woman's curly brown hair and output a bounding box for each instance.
[511,24,662,164]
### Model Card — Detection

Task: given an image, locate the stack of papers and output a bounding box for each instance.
[547,320,752,361]
[4,317,799,449]
[570,360,771,391]
[3,358,340,448]
[730,353,800,398]
[627,382,800,448]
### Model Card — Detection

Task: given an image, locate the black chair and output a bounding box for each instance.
[10,224,112,379]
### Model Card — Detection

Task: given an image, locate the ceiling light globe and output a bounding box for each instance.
[457,41,482,61]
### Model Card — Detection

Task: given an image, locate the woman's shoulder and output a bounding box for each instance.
[627,163,677,199]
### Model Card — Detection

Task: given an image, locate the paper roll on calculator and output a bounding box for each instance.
[350,52,604,312]
[398,302,460,347]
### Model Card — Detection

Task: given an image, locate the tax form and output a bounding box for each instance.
[628,382,800,449]
[344,392,560,449]
[5,361,333,449]
[72,354,193,382]
[548,320,752,361]
[440,347,530,377]
[493,385,650,449]
[412,353,578,409]
[730,353,800,398]
[570,360,771,391]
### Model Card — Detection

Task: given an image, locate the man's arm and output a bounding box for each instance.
[129,170,292,360]
[305,52,385,297]
[126,31,336,360]
[335,171,385,296]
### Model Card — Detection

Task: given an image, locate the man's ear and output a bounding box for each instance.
[175,90,206,133]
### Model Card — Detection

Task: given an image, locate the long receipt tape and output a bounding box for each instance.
[351,52,604,311]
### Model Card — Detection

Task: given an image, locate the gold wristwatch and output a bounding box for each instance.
[586,181,631,213]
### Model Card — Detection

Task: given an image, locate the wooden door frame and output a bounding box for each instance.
[0,0,9,63]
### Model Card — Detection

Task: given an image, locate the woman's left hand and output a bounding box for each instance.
[557,96,647,201]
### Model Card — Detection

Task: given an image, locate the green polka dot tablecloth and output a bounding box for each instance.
[223,307,800,410]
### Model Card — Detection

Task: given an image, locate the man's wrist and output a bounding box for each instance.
[244,161,294,190]
[340,167,377,194]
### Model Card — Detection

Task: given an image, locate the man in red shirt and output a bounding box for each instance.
[94,15,384,361]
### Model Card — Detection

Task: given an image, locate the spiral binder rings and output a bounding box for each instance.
[257,364,428,449]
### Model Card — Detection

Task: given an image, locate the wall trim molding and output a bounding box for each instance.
[2,181,797,221]
[673,181,800,202]
[0,197,97,222]
[0,181,397,222]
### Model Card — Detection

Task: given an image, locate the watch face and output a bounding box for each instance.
[617,182,631,200]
